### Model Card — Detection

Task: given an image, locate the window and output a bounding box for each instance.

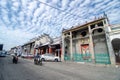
[81,31,87,37]
[97,22,103,26]
[97,28,103,33]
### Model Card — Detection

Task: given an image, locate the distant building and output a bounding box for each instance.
[61,16,115,65]
[34,33,53,55]
[21,40,35,55]
[10,46,22,55]
[34,34,62,58]
[10,47,17,54]
[0,44,3,51]
[50,37,62,57]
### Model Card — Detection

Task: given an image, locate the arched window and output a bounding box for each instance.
[97,28,103,33]
[81,31,87,37]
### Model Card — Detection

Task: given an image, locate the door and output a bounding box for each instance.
[81,44,91,61]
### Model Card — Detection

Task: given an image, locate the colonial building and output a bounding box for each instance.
[51,37,62,58]
[22,39,35,55]
[10,46,22,56]
[34,33,53,55]
[61,16,115,65]
[10,46,17,54]
[34,34,62,58]
[109,24,120,65]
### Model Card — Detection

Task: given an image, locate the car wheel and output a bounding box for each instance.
[54,59,58,62]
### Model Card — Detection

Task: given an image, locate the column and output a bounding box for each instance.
[103,20,115,65]
[60,47,62,58]
[88,25,95,63]
[70,31,73,61]
[46,48,48,53]
[49,45,52,53]
[38,48,40,54]
[61,34,65,61]
[34,49,36,56]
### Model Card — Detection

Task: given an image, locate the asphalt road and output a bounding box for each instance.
[0,55,120,80]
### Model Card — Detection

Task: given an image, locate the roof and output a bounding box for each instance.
[62,17,106,33]
[51,37,61,45]
[40,42,50,47]
[22,40,35,47]
[111,24,120,31]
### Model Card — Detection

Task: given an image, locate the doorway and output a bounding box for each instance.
[81,44,91,61]
[112,38,120,64]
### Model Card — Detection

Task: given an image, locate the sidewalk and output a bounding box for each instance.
[20,57,120,68]
[59,61,120,68]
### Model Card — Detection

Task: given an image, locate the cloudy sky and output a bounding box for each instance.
[0,0,120,50]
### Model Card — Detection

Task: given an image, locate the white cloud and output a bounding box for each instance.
[80,0,91,7]
[0,24,35,50]
[0,0,7,8]
[21,0,28,8]
[28,1,38,10]
[27,0,38,19]
[61,0,70,10]
[33,4,45,21]
[0,0,120,50]
[2,15,10,24]
[69,0,82,8]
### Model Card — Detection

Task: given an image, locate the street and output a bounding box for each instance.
[0,56,120,80]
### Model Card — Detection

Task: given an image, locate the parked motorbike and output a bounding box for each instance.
[34,56,42,66]
[12,54,18,64]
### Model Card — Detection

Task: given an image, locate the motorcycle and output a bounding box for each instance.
[12,54,18,64]
[34,56,42,65]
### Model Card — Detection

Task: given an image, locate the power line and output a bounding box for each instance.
[38,1,63,11]
[38,1,82,19]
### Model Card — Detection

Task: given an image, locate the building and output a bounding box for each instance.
[34,33,53,55]
[21,39,35,56]
[109,24,120,65]
[61,16,115,65]
[50,37,62,57]
[34,34,62,58]
[10,46,17,54]
[0,44,3,51]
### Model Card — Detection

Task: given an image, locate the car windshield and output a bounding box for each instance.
[44,53,54,56]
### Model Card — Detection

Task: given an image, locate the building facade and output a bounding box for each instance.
[61,17,115,65]
[109,24,120,65]
[34,34,62,58]
[22,40,35,55]
[10,46,22,56]
[34,34,53,55]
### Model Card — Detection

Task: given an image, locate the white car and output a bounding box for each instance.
[21,54,34,58]
[41,53,60,62]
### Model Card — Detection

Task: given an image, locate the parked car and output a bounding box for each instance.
[41,53,60,62]
[0,51,6,57]
[11,53,15,56]
[21,54,34,58]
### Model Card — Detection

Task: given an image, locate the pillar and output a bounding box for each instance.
[34,49,36,56]
[60,47,62,58]
[38,48,40,54]
[103,19,116,65]
[49,46,52,53]
[61,34,65,61]
[88,25,95,63]
[70,31,73,61]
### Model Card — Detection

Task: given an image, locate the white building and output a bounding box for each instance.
[109,24,120,65]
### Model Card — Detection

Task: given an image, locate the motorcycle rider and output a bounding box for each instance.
[13,53,18,64]
[34,53,42,65]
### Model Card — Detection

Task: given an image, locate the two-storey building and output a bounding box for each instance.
[61,16,115,65]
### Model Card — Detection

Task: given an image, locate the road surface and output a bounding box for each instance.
[0,55,120,80]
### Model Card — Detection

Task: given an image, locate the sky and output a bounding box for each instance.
[0,0,120,50]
